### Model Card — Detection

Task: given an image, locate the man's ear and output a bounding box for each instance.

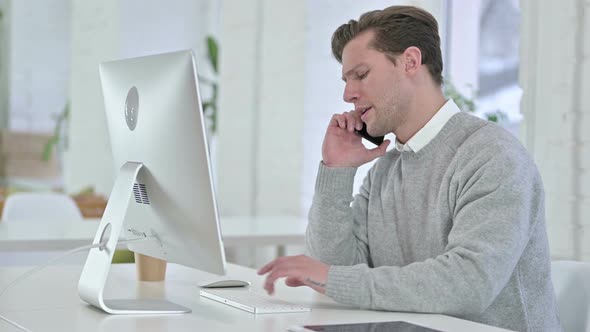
[402,46,422,75]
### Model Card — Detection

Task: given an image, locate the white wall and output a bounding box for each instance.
[0,0,9,129]
[66,0,217,195]
[217,0,305,217]
[520,0,590,260]
[446,0,481,96]
[7,0,70,133]
[66,1,119,195]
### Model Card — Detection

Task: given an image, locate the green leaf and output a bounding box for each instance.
[486,111,508,123]
[443,78,476,113]
[197,74,215,86]
[202,101,214,113]
[207,36,218,73]
[42,102,70,161]
[211,104,217,133]
[42,137,57,162]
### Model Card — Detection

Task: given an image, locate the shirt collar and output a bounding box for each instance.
[395,99,461,153]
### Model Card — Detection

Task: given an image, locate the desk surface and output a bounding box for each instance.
[0,263,511,332]
[0,216,307,251]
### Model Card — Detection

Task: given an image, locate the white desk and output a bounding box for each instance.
[0,263,512,332]
[0,216,306,252]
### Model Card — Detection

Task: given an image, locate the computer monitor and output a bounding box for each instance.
[78,50,227,314]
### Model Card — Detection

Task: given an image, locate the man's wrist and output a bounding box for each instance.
[315,162,357,195]
[321,160,357,168]
[322,160,337,168]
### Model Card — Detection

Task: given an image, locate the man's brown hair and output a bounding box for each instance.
[332,5,443,85]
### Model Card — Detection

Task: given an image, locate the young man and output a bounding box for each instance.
[258,5,560,331]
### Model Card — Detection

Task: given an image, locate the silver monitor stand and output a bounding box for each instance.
[78,162,190,314]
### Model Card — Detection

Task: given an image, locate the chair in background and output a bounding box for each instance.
[552,260,590,332]
[1,192,83,221]
[0,192,84,266]
[1,192,134,264]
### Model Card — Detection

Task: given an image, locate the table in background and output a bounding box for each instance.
[0,216,307,252]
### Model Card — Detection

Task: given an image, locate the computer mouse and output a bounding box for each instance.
[199,279,251,288]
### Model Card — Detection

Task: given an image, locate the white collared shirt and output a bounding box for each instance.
[395,99,461,153]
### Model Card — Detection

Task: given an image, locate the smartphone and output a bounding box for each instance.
[354,123,384,146]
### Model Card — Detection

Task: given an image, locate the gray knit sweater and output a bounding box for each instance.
[306,112,561,332]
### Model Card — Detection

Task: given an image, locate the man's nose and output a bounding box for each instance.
[343,83,359,103]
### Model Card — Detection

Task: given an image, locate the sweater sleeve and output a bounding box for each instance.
[324,148,544,316]
[305,162,372,266]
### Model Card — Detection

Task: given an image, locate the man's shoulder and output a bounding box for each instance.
[437,113,538,181]
[450,113,527,158]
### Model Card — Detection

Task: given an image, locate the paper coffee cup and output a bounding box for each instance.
[135,253,167,281]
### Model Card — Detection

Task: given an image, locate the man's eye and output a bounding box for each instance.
[358,72,368,79]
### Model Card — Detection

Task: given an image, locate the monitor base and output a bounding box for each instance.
[78,162,190,315]
[102,299,190,314]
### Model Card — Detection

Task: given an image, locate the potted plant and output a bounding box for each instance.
[443,79,506,123]
[199,36,219,135]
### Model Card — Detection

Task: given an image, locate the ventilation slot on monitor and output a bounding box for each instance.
[133,183,151,205]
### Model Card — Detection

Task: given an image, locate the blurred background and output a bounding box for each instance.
[0,0,587,263]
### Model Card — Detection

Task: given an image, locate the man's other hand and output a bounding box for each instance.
[257,255,329,295]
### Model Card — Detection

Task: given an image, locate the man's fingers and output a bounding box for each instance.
[263,258,304,294]
[259,255,304,276]
[258,255,290,275]
[257,259,278,275]
[350,111,363,131]
[331,114,346,129]
[345,111,363,132]
[343,112,357,132]
[260,255,310,294]
[369,139,390,158]
[331,112,362,131]
[379,140,391,153]
[329,115,339,127]
[265,281,275,295]
[285,277,305,287]
[264,268,294,295]
[264,266,295,287]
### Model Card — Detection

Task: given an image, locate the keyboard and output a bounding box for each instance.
[199,288,311,314]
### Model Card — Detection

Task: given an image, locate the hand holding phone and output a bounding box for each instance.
[354,123,384,146]
[322,112,389,168]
